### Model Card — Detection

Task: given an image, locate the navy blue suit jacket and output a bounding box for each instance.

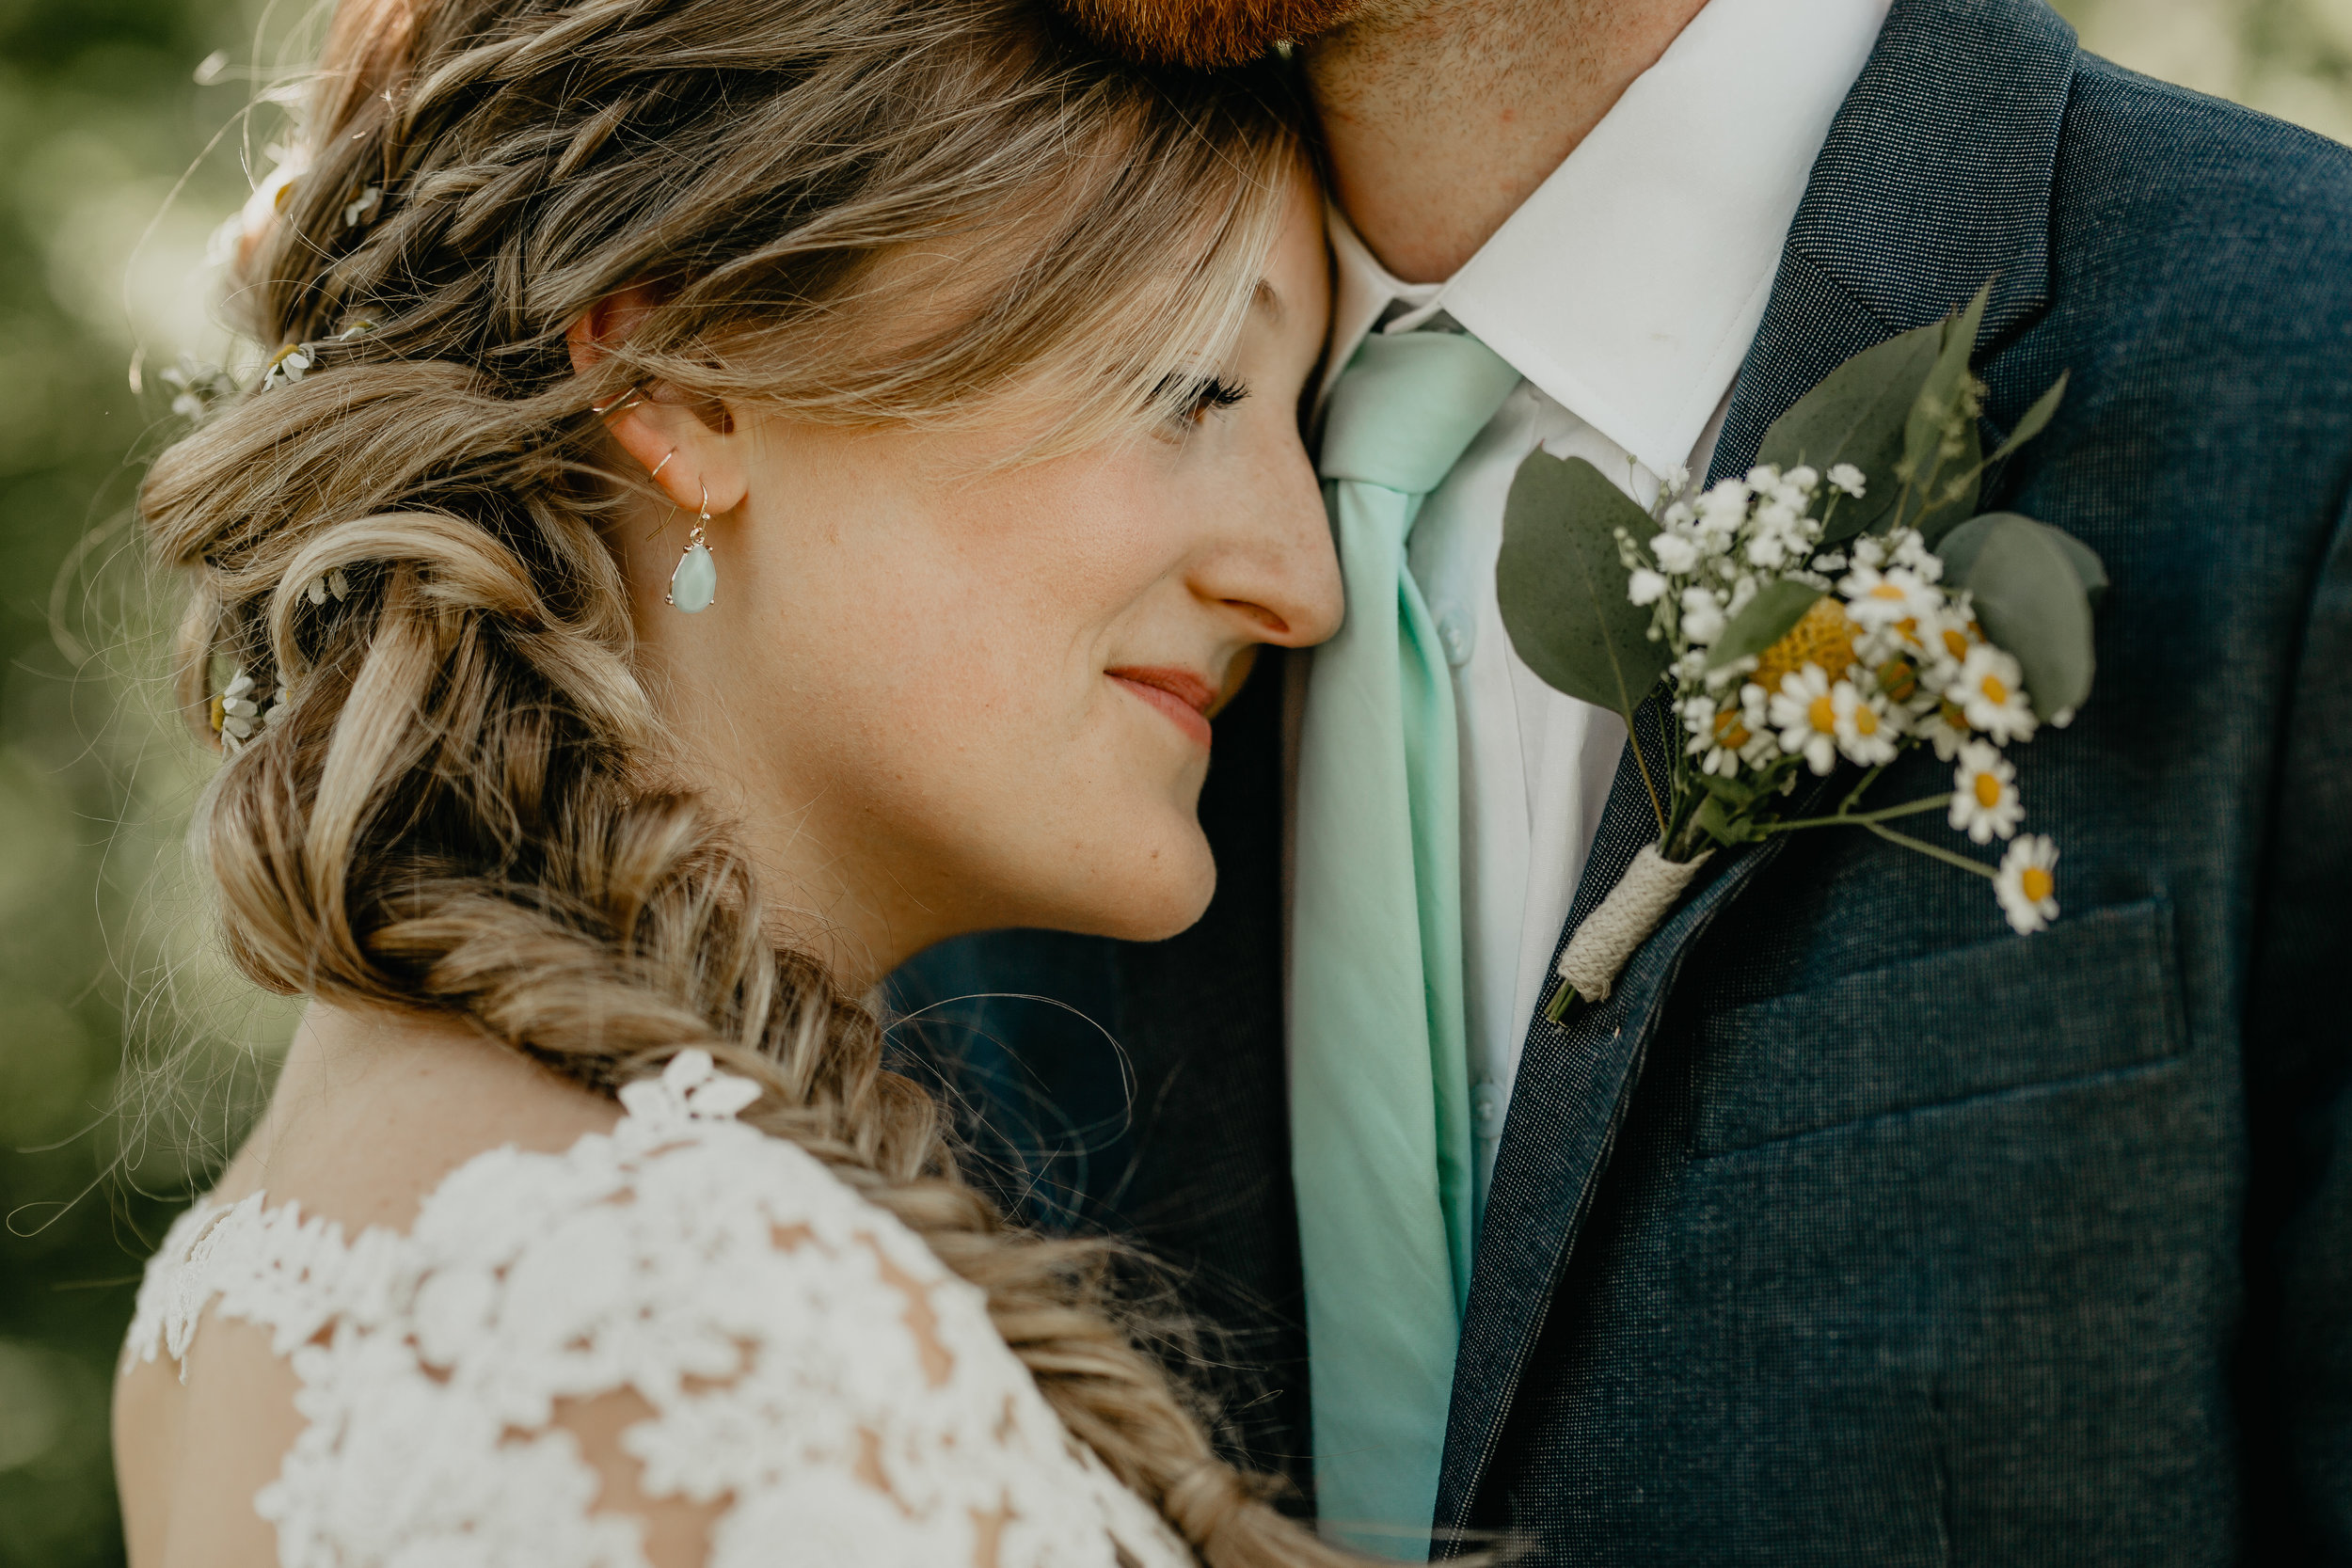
[892,0,2352,1557]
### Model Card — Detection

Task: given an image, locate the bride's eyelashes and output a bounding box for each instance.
[1151,371,1251,436]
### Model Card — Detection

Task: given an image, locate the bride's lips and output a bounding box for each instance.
[1106,666,1216,749]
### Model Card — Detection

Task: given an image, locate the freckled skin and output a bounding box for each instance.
[594,170,1340,986]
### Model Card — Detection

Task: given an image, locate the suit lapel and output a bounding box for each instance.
[1435,0,2080,1538]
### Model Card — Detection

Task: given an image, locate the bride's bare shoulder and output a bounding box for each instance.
[208,1000,622,1230]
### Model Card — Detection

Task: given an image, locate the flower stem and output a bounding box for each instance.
[1837,764,1887,816]
[1759,793,1952,833]
[1624,705,1670,842]
[1863,820,1999,879]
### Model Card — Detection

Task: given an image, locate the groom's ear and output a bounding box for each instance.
[567,288,750,517]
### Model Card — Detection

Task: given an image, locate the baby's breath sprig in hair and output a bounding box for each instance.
[1498,280,2101,1016]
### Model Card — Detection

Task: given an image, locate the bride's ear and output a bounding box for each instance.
[567,287,751,516]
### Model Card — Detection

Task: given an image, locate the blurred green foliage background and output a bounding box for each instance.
[0,0,2344,1560]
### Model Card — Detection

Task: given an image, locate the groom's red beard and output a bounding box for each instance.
[1057,0,1369,68]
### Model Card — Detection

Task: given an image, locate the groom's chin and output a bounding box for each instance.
[1057,0,1372,69]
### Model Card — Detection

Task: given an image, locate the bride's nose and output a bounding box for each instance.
[1195,463,1343,648]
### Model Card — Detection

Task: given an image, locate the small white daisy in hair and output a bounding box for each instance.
[1498,282,2104,1017]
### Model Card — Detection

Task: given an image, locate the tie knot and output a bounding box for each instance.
[1319,330,1522,494]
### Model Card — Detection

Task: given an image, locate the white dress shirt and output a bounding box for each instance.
[1315,0,1891,1201]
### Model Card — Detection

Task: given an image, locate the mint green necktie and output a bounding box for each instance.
[1291,329,1521,1556]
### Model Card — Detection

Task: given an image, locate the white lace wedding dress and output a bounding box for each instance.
[121,1050,1192,1568]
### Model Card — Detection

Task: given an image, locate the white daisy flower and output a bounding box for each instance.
[1948,740,2024,843]
[1827,463,1867,498]
[1769,664,1843,775]
[1995,834,2060,934]
[1838,563,1937,635]
[1831,678,1899,767]
[1955,643,2036,743]
[1684,689,1771,777]
[1913,609,1976,677]
[211,668,273,752]
[1917,700,1972,761]
[262,343,313,388]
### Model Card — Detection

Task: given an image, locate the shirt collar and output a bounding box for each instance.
[1324,0,1891,478]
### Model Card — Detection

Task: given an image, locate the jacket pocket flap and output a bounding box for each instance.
[1692,895,2185,1157]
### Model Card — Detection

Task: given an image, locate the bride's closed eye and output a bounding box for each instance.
[1156,371,1250,432]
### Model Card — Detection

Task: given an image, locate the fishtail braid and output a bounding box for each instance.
[143,0,1384,1563]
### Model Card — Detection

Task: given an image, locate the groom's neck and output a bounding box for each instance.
[1305,0,1711,283]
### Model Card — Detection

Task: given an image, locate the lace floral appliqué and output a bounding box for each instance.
[123,1051,1189,1568]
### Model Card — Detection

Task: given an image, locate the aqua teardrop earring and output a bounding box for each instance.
[667,483,717,613]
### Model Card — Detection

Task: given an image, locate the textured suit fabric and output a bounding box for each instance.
[893,0,2352,1557]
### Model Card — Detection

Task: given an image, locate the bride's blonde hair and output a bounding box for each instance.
[139,0,1361,1561]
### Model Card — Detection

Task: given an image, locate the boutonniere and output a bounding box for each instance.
[1499,283,2099,1020]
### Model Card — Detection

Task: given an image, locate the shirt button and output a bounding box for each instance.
[1472,1081,1505,1137]
[1437,607,1473,667]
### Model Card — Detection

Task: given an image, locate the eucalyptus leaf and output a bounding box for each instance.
[1900,282,1992,494]
[1936,512,2108,608]
[1939,514,2096,719]
[1498,451,1670,718]
[1988,371,2070,465]
[1705,578,1824,670]
[1756,322,1944,542]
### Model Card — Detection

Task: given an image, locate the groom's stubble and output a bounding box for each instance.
[1056,0,1399,69]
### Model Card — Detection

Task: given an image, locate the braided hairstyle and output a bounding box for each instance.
[139,0,1370,1560]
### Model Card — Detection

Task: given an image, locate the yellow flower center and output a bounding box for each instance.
[1712,709,1750,750]
[2021,866,2054,903]
[1980,673,2009,704]
[1940,699,1969,729]
[1754,598,1859,694]
[1974,772,2002,807]
[1942,626,1970,659]
[1869,582,1906,600]
[1879,658,1918,702]
[1853,705,1879,736]
[1808,694,1836,733]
